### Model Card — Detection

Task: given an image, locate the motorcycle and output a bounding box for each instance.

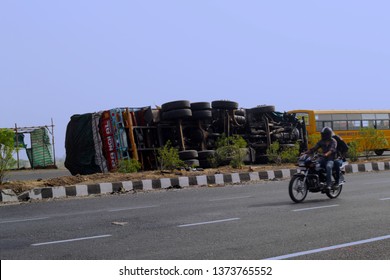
[288,153,347,203]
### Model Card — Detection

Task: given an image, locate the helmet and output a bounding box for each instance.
[321,127,333,141]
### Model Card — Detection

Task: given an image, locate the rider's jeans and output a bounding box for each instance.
[320,159,334,187]
[334,159,343,183]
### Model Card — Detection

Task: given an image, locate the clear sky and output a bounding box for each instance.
[1,0,390,159]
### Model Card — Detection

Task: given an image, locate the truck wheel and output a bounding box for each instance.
[191,102,211,111]
[179,150,198,160]
[375,150,385,156]
[211,100,239,110]
[192,110,212,120]
[198,150,215,160]
[161,100,191,112]
[249,105,275,114]
[162,109,192,120]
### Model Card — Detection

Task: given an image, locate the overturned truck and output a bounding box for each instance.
[65,100,307,175]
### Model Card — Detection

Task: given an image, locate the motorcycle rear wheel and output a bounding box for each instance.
[289,176,308,203]
[326,184,343,199]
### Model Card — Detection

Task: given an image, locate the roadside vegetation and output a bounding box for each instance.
[157,141,184,171]
[356,127,388,159]
[117,158,142,173]
[266,141,300,165]
[211,134,247,169]
[346,141,359,162]
[0,128,17,184]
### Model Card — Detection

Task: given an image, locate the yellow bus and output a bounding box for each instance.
[288,109,390,155]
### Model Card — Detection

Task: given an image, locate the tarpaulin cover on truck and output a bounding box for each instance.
[65,113,102,175]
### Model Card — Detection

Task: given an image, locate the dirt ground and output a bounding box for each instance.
[1,157,388,195]
[1,164,296,195]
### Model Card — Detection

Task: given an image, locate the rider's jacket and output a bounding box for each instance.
[309,138,337,160]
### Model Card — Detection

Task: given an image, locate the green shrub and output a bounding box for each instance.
[280,143,300,163]
[214,134,247,169]
[0,129,17,184]
[157,141,184,171]
[347,141,359,162]
[216,134,247,149]
[117,158,142,173]
[267,142,300,165]
[357,127,388,159]
[266,141,281,165]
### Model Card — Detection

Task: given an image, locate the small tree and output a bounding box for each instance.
[157,141,184,171]
[267,141,281,165]
[357,127,388,159]
[214,134,247,168]
[0,129,17,184]
[346,141,359,162]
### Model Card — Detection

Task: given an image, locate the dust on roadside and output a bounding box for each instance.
[0,164,296,195]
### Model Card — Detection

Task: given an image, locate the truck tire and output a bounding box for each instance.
[162,108,192,120]
[191,102,211,111]
[192,110,212,120]
[161,100,191,112]
[179,150,198,160]
[198,150,215,160]
[211,100,239,110]
[249,105,275,114]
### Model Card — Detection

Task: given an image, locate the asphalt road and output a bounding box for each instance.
[0,171,389,260]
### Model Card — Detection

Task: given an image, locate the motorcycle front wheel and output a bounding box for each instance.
[326,184,343,199]
[289,175,308,203]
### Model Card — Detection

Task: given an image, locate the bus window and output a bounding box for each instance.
[362,114,376,120]
[347,114,362,120]
[316,121,332,131]
[323,121,332,129]
[333,121,347,130]
[348,120,361,130]
[295,113,309,125]
[362,120,376,128]
[376,120,390,129]
[375,114,389,120]
[331,114,347,121]
[316,114,332,121]
[316,121,323,132]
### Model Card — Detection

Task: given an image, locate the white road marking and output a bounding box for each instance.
[107,205,159,212]
[0,217,50,224]
[31,234,112,246]
[379,197,390,201]
[292,205,339,212]
[209,196,252,202]
[265,234,390,260]
[1,205,158,225]
[178,218,240,228]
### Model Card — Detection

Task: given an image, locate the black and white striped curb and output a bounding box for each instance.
[1,161,390,203]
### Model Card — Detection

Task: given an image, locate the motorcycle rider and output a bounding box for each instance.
[304,127,337,191]
[332,134,348,185]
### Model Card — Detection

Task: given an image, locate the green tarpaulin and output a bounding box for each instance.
[26,128,54,168]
